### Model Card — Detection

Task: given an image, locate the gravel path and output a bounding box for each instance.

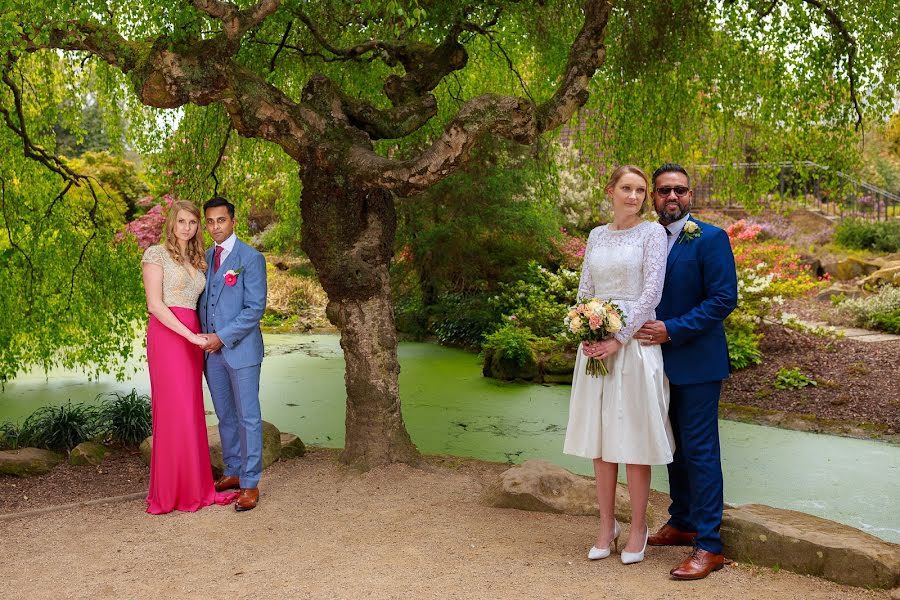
[0,450,889,600]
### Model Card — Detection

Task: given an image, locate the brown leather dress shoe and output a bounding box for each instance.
[648,524,697,547]
[214,475,241,493]
[670,548,726,580]
[235,488,259,512]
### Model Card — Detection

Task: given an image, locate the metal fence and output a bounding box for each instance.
[690,161,900,221]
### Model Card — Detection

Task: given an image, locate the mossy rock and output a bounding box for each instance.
[140,421,282,475]
[832,257,881,281]
[485,347,540,381]
[0,448,62,477]
[541,350,577,375]
[69,441,107,466]
[861,263,900,288]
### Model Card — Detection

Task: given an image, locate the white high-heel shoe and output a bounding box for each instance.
[588,520,621,560]
[620,526,649,565]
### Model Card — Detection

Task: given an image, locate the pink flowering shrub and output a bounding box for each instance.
[725,219,764,242]
[553,228,586,269]
[119,194,175,249]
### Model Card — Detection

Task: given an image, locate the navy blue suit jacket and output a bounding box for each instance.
[657,217,738,385]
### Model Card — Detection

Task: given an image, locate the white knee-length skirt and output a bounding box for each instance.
[563,339,674,465]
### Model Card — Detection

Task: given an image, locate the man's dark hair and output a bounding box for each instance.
[652,163,691,188]
[203,195,236,218]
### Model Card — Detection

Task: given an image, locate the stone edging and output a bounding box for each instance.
[719,402,899,445]
[0,492,145,522]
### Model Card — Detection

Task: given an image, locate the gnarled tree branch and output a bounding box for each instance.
[345,0,613,195]
[192,0,281,44]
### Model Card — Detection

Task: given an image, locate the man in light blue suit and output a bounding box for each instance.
[636,164,738,579]
[199,196,267,512]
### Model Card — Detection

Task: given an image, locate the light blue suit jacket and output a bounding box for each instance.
[198,239,267,369]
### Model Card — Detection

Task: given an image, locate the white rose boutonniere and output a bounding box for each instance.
[678,221,702,244]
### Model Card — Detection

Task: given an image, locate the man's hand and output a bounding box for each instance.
[636,320,669,346]
[203,333,224,352]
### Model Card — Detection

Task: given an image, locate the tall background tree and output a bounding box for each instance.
[0,0,896,467]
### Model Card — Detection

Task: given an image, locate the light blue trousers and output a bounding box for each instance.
[205,351,263,489]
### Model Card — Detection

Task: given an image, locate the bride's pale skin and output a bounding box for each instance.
[141,209,208,348]
[582,171,652,555]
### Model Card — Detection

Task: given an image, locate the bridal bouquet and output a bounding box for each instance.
[564,298,626,376]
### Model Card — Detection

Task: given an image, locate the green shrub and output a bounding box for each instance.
[868,308,900,334]
[834,219,900,252]
[17,402,101,451]
[430,292,497,348]
[773,367,817,390]
[96,389,152,446]
[0,421,20,450]
[482,324,536,367]
[840,286,900,333]
[725,318,763,371]
[489,262,580,338]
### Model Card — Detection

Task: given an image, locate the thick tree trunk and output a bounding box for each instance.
[299,158,419,469]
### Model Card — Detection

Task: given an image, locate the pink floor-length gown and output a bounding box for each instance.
[144,247,237,514]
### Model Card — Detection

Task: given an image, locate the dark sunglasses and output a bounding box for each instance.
[654,186,690,197]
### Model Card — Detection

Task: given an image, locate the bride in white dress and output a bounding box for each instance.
[563,165,674,564]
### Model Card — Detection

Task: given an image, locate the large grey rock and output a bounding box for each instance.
[722,504,900,589]
[140,420,282,476]
[69,441,107,466]
[280,432,306,459]
[481,459,637,523]
[0,448,62,476]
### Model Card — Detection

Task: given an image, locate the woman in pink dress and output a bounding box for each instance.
[141,200,238,514]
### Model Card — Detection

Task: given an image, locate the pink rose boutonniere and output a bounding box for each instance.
[224,267,243,286]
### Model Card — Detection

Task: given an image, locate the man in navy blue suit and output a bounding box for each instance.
[636,164,738,580]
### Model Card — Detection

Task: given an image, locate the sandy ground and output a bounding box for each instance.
[0,449,890,600]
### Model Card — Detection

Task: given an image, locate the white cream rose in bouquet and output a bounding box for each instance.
[564,298,627,376]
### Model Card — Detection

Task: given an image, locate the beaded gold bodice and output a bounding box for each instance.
[141,245,207,309]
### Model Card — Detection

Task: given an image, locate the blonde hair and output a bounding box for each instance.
[164,200,207,271]
[604,165,650,214]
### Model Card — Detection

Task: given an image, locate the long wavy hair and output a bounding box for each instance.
[604,165,650,214]
[163,200,207,271]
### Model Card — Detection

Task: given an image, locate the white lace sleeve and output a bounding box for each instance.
[614,224,667,343]
[577,228,600,301]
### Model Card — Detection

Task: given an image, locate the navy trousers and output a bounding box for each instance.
[666,380,724,554]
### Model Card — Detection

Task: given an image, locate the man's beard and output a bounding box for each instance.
[656,201,691,224]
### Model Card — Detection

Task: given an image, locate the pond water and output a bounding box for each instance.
[2,333,898,543]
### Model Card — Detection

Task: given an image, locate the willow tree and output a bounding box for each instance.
[1,0,895,467]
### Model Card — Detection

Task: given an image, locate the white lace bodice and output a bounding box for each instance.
[577,220,668,343]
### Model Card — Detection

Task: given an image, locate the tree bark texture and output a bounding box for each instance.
[300,158,419,469]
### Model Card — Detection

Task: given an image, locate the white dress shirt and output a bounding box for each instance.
[215,232,237,265]
[664,213,691,254]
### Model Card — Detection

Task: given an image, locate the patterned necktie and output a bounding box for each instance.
[213,245,224,272]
